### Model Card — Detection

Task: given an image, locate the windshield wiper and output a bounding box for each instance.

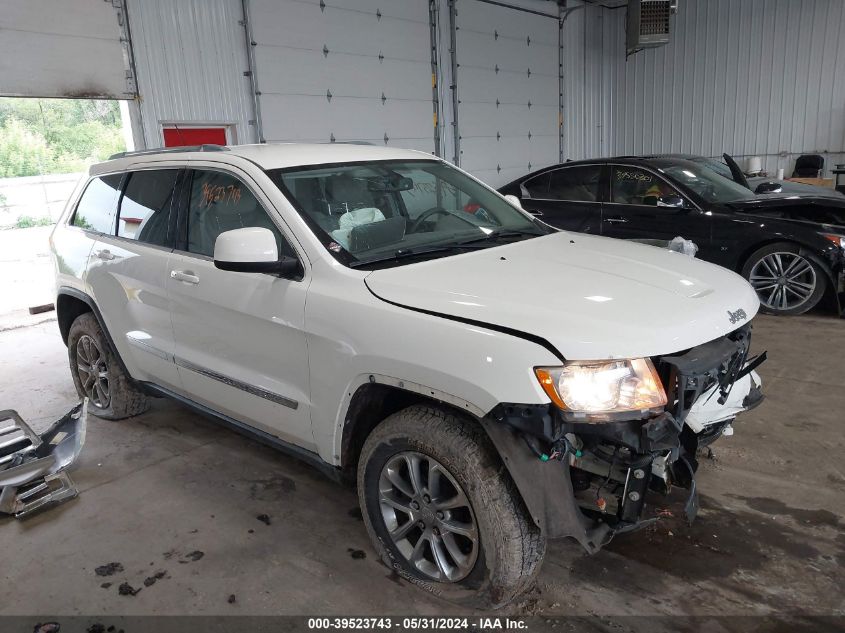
[456,228,544,246]
[348,230,545,269]
[348,243,492,268]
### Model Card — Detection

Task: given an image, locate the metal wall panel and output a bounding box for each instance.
[127,0,256,148]
[0,0,132,98]
[596,0,845,176]
[454,0,561,187]
[249,0,436,153]
[561,2,608,161]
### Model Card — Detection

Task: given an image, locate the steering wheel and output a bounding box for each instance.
[408,206,482,233]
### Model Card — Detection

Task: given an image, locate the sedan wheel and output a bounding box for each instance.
[748,251,818,313]
[378,451,479,583]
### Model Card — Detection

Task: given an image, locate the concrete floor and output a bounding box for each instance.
[0,315,843,620]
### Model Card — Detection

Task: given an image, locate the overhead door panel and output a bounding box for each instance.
[454,1,560,187]
[250,0,436,153]
[0,0,133,98]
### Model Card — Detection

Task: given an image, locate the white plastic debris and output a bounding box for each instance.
[669,236,699,257]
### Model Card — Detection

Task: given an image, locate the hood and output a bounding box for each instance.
[364,232,760,360]
[730,192,845,208]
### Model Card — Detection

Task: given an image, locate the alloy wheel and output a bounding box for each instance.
[378,451,479,582]
[75,334,110,408]
[749,252,817,312]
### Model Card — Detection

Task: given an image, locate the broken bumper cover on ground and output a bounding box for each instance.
[0,401,87,518]
[482,325,765,554]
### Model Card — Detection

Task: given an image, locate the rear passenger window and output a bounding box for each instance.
[72,174,122,233]
[521,173,550,198]
[117,170,179,246]
[186,170,294,259]
[548,166,601,202]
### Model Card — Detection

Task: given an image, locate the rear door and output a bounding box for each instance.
[85,167,182,390]
[602,164,712,250]
[167,163,314,450]
[518,164,604,234]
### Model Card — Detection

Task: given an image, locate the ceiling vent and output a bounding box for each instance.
[626,0,677,57]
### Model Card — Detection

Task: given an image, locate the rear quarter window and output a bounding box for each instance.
[71,174,122,234]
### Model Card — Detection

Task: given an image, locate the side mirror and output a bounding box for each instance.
[656,194,686,208]
[504,194,524,210]
[755,181,783,194]
[213,227,301,277]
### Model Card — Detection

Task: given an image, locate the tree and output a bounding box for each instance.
[0,98,126,177]
[0,118,52,178]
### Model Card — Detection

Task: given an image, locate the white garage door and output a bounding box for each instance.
[453,1,560,187]
[0,0,134,99]
[249,0,436,153]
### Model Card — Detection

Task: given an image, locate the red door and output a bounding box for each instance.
[162,127,228,147]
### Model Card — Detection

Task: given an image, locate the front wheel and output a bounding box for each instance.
[741,243,827,315]
[357,406,545,608]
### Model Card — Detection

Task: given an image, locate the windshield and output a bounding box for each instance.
[657,160,757,203]
[267,160,548,267]
[688,156,734,180]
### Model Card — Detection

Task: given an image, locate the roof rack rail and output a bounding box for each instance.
[108,144,229,160]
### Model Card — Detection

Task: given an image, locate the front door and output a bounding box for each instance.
[517,164,605,234]
[602,164,712,254]
[166,165,315,450]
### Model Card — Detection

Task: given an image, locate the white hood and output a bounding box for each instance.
[365,232,760,360]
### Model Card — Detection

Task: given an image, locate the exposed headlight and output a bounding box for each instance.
[535,358,667,421]
[821,233,845,250]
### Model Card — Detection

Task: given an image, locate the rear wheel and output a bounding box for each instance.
[67,312,148,420]
[357,406,545,608]
[741,243,826,315]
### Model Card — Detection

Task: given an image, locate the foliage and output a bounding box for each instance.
[14,215,55,229]
[0,98,126,178]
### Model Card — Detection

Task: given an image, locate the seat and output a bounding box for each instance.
[792,154,824,178]
[190,196,283,258]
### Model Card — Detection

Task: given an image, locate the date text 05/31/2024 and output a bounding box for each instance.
[307,618,529,630]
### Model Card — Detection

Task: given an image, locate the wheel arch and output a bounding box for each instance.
[339,380,486,479]
[737,238,837,288]
[56,287,133,378]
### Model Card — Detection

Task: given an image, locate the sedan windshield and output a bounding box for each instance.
[657,160,756,203]
[267,160,549,267]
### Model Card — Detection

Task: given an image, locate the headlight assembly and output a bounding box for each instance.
[535,358,667,422]
[820,233,845,250]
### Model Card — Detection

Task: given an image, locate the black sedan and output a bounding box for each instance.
[498,156,845,316]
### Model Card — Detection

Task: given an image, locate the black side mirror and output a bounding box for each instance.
[214,256,302,278]
[656,194,686,208]
[755,181,783,194]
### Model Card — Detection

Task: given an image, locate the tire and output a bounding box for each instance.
[67,312,149,420]
[741,242,827,316]
[357,405,545,608]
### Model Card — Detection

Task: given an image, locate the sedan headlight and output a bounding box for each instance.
[535,358,667,421]
[820,233,845,250]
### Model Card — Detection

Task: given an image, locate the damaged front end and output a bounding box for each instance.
[483,325,765,553]
[0,402,87,518]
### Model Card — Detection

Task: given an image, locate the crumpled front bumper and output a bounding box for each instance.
[0,402,87,518]
[482,325,764,553]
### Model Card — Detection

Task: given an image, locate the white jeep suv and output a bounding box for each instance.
[50,143,764,607]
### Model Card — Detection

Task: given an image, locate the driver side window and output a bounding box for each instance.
[186,170,295,259]
[610,166,684,206]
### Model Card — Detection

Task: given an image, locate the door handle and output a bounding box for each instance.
[170,270,200,285]
[527,210,544,217]
[94,249,115,261]
[604,217,628,224]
